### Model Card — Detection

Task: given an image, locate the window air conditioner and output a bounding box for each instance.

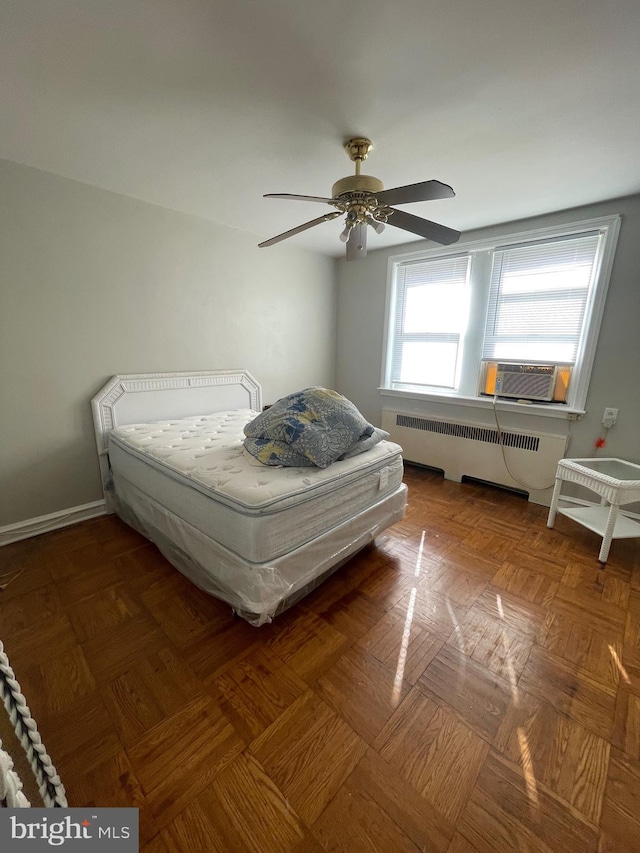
[481,361,572,403]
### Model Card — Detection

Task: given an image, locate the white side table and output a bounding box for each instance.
[547,457,640,562]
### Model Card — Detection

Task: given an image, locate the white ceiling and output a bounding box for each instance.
[2,0,640,257]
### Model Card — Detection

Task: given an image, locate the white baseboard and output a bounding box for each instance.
[0,500,107,547]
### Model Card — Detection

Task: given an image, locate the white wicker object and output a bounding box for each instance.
[91,369,261,513]
[547,457,640,562]
[0,744,30,807]
[553,458,640,503]
[0,641,67,807]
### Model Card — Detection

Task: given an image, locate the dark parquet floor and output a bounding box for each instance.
[1,464,640,851]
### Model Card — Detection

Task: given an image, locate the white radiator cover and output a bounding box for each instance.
[382,409,568,506]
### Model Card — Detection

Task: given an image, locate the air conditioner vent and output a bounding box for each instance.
[395,414,540,452]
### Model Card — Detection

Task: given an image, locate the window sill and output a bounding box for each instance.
[378,387,585,420]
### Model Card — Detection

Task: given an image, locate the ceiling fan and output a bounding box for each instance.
[259,137,460,260]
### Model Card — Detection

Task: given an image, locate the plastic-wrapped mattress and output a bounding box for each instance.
[108,410,407,624]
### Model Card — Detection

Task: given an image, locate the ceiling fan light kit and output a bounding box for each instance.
[259,137,461,259]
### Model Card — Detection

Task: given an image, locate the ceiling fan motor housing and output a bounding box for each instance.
[331,174,384,199]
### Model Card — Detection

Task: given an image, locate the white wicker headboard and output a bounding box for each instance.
[91,369,261,510]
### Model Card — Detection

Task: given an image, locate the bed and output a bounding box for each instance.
[91,370,407,625]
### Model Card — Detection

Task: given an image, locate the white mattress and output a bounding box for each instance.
[112,475,407,624]
[108,409,404,563]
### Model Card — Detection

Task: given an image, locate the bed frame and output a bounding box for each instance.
[91,369,261,512]
[91,369,406,624]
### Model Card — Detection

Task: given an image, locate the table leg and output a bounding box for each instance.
[547,476,563,528]
[598,503,620,563]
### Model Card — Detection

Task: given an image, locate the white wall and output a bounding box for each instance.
[2,160,637,529]
[335,195,640,472]
[0,159,337,527]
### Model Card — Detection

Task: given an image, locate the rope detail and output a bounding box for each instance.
[0,641,67,807]
[0,741,31,807]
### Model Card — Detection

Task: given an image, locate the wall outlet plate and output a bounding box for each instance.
[602,407,618,426]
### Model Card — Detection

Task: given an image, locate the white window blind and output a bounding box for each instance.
[482,231,603,364]
[389,253,471,389]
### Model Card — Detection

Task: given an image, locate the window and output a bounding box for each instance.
[483,232,603,364]
[382,215,620,411]
[387,254,471,390]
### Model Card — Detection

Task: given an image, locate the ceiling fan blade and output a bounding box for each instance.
[346,223,368,260]
[387,208,461,245]
[264,193,337,204]
[375,180,455,206]
[258,212,340,247]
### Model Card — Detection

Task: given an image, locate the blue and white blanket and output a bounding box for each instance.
[243,387,388,468]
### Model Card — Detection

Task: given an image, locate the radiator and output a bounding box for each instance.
[381,409,568,505]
